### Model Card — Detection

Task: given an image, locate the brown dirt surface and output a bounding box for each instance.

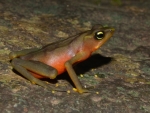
[0,0,150,113]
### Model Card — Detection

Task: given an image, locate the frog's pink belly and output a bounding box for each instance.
[29,49,74,78]
[46,55,71,75]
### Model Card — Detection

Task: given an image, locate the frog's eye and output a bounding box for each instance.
[95,31,104,40]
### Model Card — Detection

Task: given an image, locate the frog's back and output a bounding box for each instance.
[21,34,79,60]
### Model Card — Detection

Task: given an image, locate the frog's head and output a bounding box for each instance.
[82,24,115,51]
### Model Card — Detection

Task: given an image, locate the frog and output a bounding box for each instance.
[9,25,115,93]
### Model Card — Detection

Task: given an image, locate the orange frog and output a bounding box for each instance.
[9,25,115,93]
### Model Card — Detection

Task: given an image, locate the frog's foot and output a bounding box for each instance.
[78,88,90,93]
[75,86,99,94]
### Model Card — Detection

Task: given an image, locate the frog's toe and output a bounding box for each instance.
[77,87,99,94]
[77,88,91,93]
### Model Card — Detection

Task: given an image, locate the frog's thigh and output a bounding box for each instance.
[9,48,40,59]
[11,58,58,79]
[10,58,50,89]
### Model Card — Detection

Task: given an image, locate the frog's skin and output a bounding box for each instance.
[9,25,115,93]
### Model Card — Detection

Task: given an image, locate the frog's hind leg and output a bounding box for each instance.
[10,58,65,92]
[9,48,39,59]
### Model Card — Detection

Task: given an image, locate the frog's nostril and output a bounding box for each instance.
[111,28,115,31]
[109,28,115,33]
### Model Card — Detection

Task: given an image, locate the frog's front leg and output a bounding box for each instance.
[65,53,90,93]
[10,58,64,91]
